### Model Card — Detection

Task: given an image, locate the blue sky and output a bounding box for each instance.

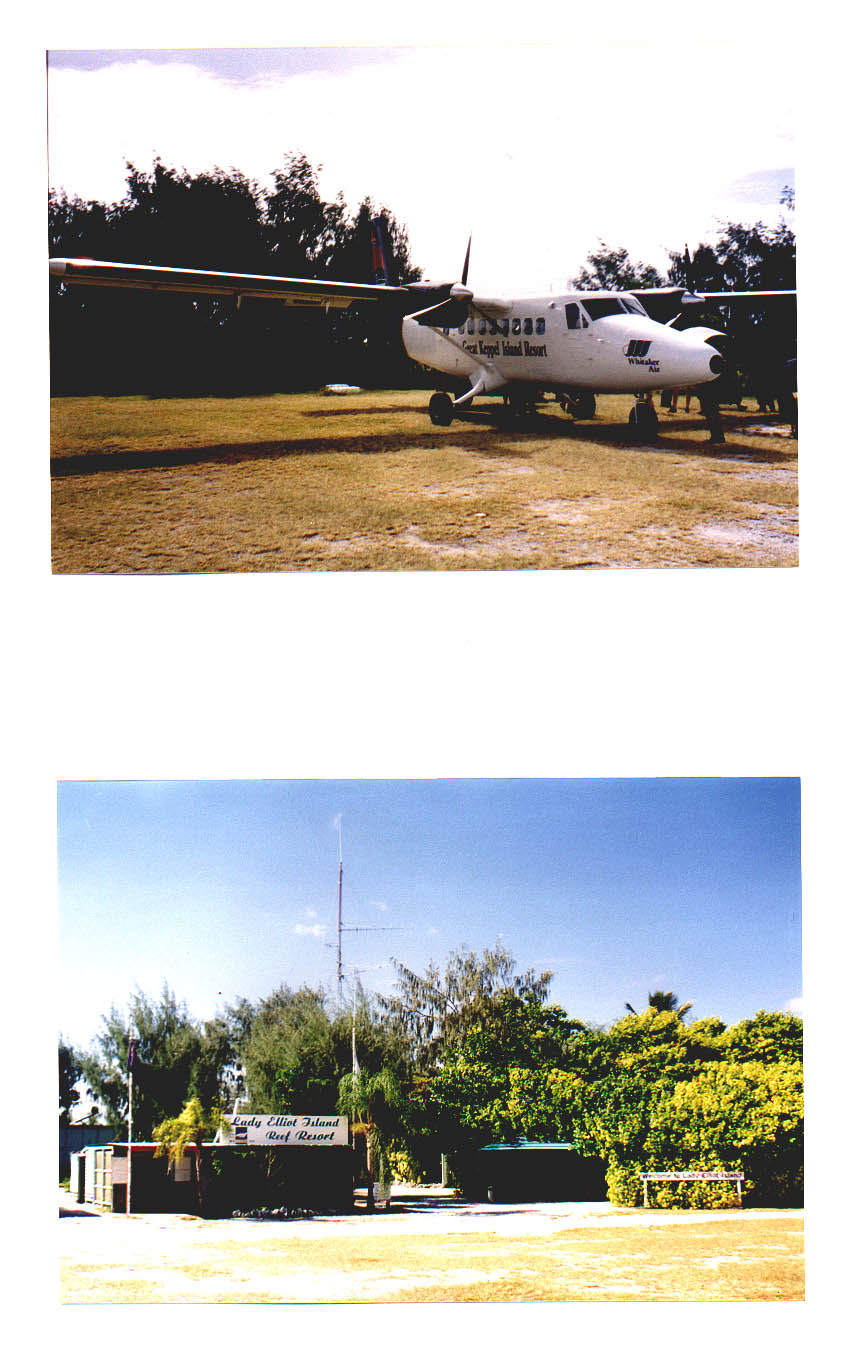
[46,43,795,292]
[58,778,801,1051]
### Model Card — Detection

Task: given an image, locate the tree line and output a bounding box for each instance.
[60,942,803,1209]
[50,158,795,400]
[49,154,423,395]
[573,199,796,407]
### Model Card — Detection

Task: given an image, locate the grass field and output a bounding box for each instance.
[59,1210,804,1303]
[50,390,798,572]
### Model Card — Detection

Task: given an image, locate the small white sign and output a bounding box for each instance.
[641,1171,744,1181]
[225,1114,349,1147]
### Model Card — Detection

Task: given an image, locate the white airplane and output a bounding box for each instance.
[49,226,795,439]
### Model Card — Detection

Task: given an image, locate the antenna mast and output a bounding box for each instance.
[337,820,344,1002]
[332,820,400,1009]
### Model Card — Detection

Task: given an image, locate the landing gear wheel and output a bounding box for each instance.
[558,391,595,420]
[628,401,659,442]
[429,392,454,426]
[570,393,596,420]
[506,394,537,418]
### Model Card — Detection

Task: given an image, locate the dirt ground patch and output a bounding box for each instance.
[50,391,798,571]
[59,1194,803,1303]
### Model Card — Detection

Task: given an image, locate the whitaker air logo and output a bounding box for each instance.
[624,339,660,370]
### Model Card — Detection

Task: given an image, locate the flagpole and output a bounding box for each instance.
[337,821,343,1004]
[126,1028,135,1215]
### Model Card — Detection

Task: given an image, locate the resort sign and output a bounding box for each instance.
[224,1114,349,1146]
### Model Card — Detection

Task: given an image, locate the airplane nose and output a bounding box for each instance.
[702,331,729,376]
[683,327,728,384]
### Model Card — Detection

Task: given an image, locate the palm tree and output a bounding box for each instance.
[624,991,693,1021]
[336,1066,404,1212]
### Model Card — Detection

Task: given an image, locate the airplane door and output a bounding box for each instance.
[561,302,594,382]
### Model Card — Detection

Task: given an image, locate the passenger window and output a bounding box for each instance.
[536,318,546,335]
[479,320,487,335]
[500,319,509,336]
[489,320,499,335]
[468,319,475,335]
[512,318,521,335]
[458,324,465,334]
[524,318,533,335]
[443,327,450,335]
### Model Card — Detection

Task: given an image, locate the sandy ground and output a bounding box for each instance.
[60,1177,805,1236]
[58,1182,794,1240]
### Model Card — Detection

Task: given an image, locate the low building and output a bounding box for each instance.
[59,1123,115,1180]
[70,1114,356,1215]
[459,1140,607,1202]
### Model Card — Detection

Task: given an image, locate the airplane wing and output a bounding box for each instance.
[630,284,795,323]
[48,257,409,308]
[48,254,518,338]
[696,290,796,301]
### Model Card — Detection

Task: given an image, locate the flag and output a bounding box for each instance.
[127,1038,137,1073]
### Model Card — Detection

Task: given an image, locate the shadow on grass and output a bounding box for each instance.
[51,410,797,478]
[299,405,430,418]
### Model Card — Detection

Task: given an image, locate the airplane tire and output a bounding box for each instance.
[429,392,454,426]
[571,393,596,420]
[628,403,659,442]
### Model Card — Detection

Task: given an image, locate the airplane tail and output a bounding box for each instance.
[370,215,398,286]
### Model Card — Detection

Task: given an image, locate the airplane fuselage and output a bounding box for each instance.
[402,290,724,403]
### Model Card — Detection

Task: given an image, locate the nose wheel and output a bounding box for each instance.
[428,391,455,426]
[628,395,659,442]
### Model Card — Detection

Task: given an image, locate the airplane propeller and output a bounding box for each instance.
[679,244,707,313]
[649,243,707,326]
[461,234,472,287]
[410,232,475,327]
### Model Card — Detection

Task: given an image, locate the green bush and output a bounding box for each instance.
[604,1161,643,1207]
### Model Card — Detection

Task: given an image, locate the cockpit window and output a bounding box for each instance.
[581,297,626,320]
[621,296,647,316]
[565,302,582,330]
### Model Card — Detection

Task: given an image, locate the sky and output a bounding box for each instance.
[58,778,802,1052]
[45,44,795,293]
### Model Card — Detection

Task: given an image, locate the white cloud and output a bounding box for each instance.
[784,996,804,1016]
[47,44,794,292]
[294,922,328,938]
